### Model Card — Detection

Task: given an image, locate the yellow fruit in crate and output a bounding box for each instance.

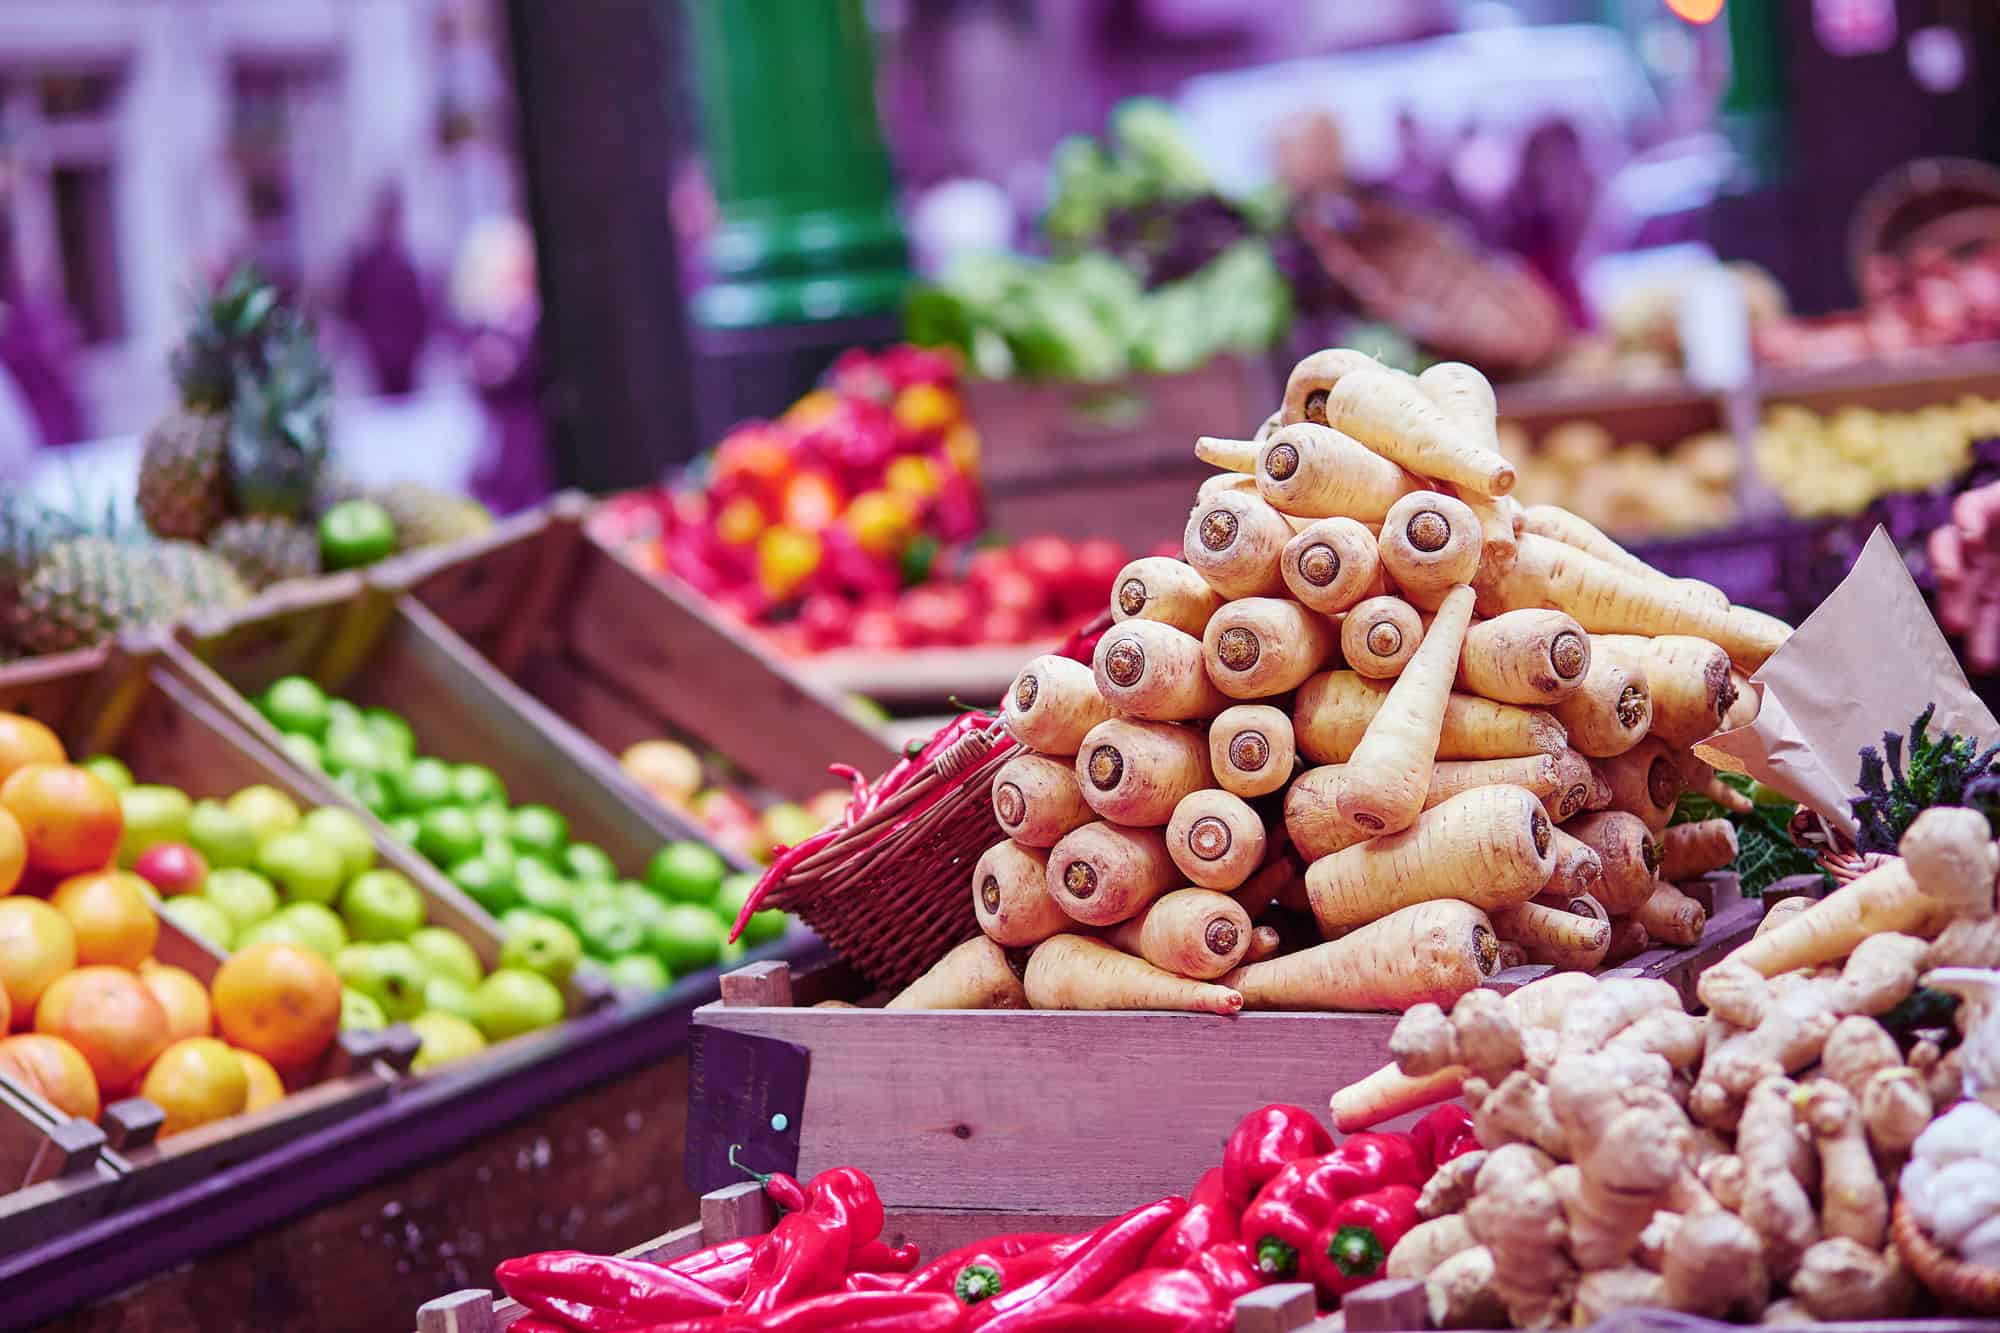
[755,526,821,600]
[139,961,213,1042]
[140,1037,249,1137]
[621,741,703,806]
[212,942,340,1072]
[234,1047,286,1112]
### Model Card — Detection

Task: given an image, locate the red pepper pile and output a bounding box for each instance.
[493,1104,1478,1332]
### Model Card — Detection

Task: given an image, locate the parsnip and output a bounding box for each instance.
[1336,584,1478,835]
[1110,556,1225,637]
[1003,654,1112,755]
[1595,738,1686,833]
[1045,821,1178,926]
[1106,888,1253,980]
[1340,595,1426,679]
[1595,634,1734,747]
[1074,717,1214,827]
[971,840,1069,947]
[1458,610,1591,706]
[1165,788,1266,889]
[1379,490,1483,610]
[990,751,1094,848]
[1222,899,1502,1011]
[1202,597,1338,699]
[1025,934,1243,1014]
[1093,619,1229,722]
[1253,422,1419,522]
[1307,784,1555,932]
[1549,654,1651,757]
[1208,704,1295,799]
[1564,812,1661,915]
[1293,670,1565,764]
[1183,489,1293,599]
[1280,517,1382,614]
[1321,366,1518,497]
[887,936,1027,1009]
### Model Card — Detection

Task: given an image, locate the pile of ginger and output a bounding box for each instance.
[1354,804,2000,1327]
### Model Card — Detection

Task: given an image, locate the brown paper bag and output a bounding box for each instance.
[1697,526,1997,839]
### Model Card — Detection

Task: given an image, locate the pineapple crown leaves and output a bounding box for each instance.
[225,321,334,518]
[169,265,288,412]
[1850,703,2000,853]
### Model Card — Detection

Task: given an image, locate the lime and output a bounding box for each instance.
[408,926,484,989]
[260,676,332,739]
[451,763,508,809]
[327,699,364,732]
[387,814,422,845]
[323,725,390,778]
[561,842,617,884]
[470,969,565,1041]
[574,901,647,959]
[498,915,581,985]
[281,733,325,772]
[508,805,569,861]
[189,800,260,870]
[716,870,787,945]
[393,758,456,813]
[421,978,480,1026]
[364,709,417,765]
[471,806,513,842]
[162,896,235,951]
[650,904,724,974]
[416,806,483,867]
[646,842,726,904]
[334,768,396,819]
[302,807,376,881]
[409,1010,486,1070]
[448,855,518,916]
[605,954,671,992]
[514,862,576,924]
[319,499,399,571]
[81,755,134,792]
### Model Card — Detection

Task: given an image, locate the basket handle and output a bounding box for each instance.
[928,728,999,782]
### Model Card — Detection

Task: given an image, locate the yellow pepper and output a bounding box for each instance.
[715,495,767,546]
[757,525,822,600]
[843,489,916,558]
[884,454,941,501]
[944,423,981,477]
[894,382,961,434]
[783,389,843,430]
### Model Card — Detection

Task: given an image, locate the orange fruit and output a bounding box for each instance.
[211,942,340,1072]
[1,764,121,875]
[233,1047,285,1112]
[138,1037,248,1137]
[0,1033,99,1119]
[0,808,24,896]
[0,713,64,786]
[34,965,169,1095]
[50,870,158,968]
[138,961,212,1042]
[0,897,76,1022]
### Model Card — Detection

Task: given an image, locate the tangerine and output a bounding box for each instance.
[233,1047,285,1112]
[51,870,158,968]
[139,1037,248,1137]
[0,1033,99,1119]
[0,714,64,785]
[1,764,121,875]
[0,808,24,895]
[211,942,340,1071]
[34,965,169,1094]
[138,960,213,1042]
[0,897,76,1021]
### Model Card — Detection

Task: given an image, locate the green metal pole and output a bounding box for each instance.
[683,0,910,328]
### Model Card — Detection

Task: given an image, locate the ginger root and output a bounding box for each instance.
[1559,977,1681,1056]
[1564,1103,1687,1268]
[1607,1009,1705,1070]
[1697,1153,1746,1213]
[1737,1077,1821,1279]
[1418,1149,1487,1219]
[1466,1144,1574,1330]
[1789,1238,1915,1321]
[1388,1214,1476,1280]
[1819,1015,1901,1100]
[1697,960,1772,1028]
[1475,1069,1569,1158]
[1800,1079,1888,1248]
[1390,1002,1460,1076]
[1926,914,2000,969]
[1662,1204,1768,1319]
[1899,805,1998,919]
[1861,1066,1933,1157]
[1827,931,1927,1015]
[1572,1266,1666,1323]
[1427,1244,1506,1330]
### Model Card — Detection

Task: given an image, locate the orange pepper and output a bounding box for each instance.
[944,423,981,477]
[894,383,961,435]
[884,455,941,501]
[843,490,916,558]
[757,525,822,600]
[715,495,767,546]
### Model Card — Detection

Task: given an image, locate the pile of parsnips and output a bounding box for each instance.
[1332,806,2000,1328]
[888,348,1790,1015]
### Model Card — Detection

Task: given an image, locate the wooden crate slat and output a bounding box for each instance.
[0,1072,124,1259]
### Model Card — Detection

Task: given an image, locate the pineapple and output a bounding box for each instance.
[135,411,230,539]
[154,541,253,613]
[207,516,321,591]
[371,482,494,551]
[227,322,332,519]
[13,538,188,656]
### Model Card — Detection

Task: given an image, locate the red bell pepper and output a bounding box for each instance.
[671,1239,763,1300]
[951,1239,1077,1306]
[508,1319,572,1333]
[967,1197,1187,1331]
[798,1167,885,1258]
[1306,1184,1421,1303]
[730,1212,850,1314]
[1221,1105,1334,1208]
[1144,1168,1238,1269]
[1239,1133,1423,1281]
[848,1240,920,1274]
[901,1234,1073,1294]
[1187,1242,1260,1302]
[1410,1105,1478,1170]
[495,1252,732,1330]
[1096,1267,1231,1327]
[842,1271,912,1293]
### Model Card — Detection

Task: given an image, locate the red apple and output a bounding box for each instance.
[134,841,209,897]
[981,566,1042,618]
[849,606,905,652]
[895,584,975,647]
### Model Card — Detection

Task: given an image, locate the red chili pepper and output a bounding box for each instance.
[731,1212,851,1314]
[619,1289,966,1333]
[950,1238,1078,1306]
[1098,1267,1231,1322]
[1410,1105,1478,1170]
[508,1319,574,1333]
[797,1167,885,1258]
[1221,1105,1334,1208]
[1239,1134,1423,1281]
[495,1252,732,1330]
[848,1240,920,1274]
[981,1303,1214,1332]
[1144,1168,1239,1269]
[670,1239,761,1278]
[1187,1242,1260,1302]
[967,1198,1187,1331]
[1305,1184,1421,1303]
[902,1234,1074,1294]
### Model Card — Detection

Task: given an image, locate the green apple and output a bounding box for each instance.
[471,806,513,842]
[499,914,581,986]
[407,926,483,989]
[334,768,396,819]
[364,709,417,765]
[469,969,565,1041]
[81,755,134,792]
[605,953,671,993]
[392,758,456,814]
[202,867,280,932]
[387,815,422,845]
[408,1010,487,1071]
[237,915,308,952]
[716,871,787,946]
[335,941,427,1021]
[415,806,482,867]
[498,907,542,937]
[257,829,346,905]
[560,842,617,884]
[227,784,303,842]
[451,763,507,809]
[340,987,388,1031]
[513,860,576,925]
[718,936,746,966]
[447,855,518,916]
[760,801,823,850]
[323,725,390,778]
[280,733,325,773]
[260,675,332,739]
[646,841,726,904]
[302,807,375,881]
[340,869,426,942]
[273,901,348,958]
[574,901,647,960]
[188,800,258,870]
[508,805,569,861]
[422,976,479,1023]
[327,699,364,732]
[117,785,193,867]
[161,896,235,951]
[650,904,724,974]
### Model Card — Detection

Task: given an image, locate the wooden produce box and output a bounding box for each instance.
[392,495,899,802]
[0,1069,125,1259]
[967,356,1275,551]
[1754,343,2000,416]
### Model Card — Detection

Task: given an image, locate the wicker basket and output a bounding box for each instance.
[1291,189,1570,375]
[1894,1197,2000,1314]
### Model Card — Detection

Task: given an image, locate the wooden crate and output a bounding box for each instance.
[1754,343,2000,416]
[0,1070,125,1259]
[394,495,899,802]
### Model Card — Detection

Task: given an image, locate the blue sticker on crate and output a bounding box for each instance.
[686,1025,808,1195]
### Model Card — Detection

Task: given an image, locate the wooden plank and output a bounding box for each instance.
[415,1289,497,1333]
[0,1072,123,1259]
[397,506,563,655]
[1235,1284,1320,1333]
[1603,896,1764,1010]
[565,541,899,800]
[699,1180,774,1246]
[0,646,108,727]
[693,1005,1398,1213]
[1342,1278,1434,1332]
[720,962,793,1009]
[799,642,1052,709]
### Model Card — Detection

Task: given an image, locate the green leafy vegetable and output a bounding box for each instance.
[1672,770,1827,898]
[1850,704,2000,854]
